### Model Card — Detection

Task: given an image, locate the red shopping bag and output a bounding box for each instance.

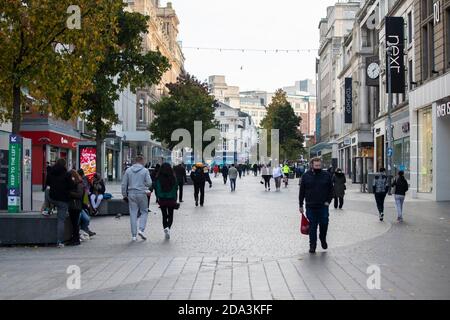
[300,212,309,235]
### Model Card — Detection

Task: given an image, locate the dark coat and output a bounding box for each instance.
[174,165,187,184]
[332,173,347,198]
[299,170,334,208]
[69,182,84,211]
[190,168,212,186]
[393,176,409,196]
[45,164,72,202]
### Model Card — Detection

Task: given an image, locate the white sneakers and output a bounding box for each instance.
[131,236,137,242]
[164,228,170,240]
[138,231,147,241]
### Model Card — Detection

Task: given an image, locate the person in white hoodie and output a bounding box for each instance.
[272,164,283,191]
[121,155,152,242]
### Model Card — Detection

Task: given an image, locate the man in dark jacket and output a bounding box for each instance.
[174,163,187,202]
[46,158,72,247]
[222,165,229,184]
[299,157,334,253]
[190,163,212,207]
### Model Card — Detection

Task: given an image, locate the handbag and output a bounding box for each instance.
[300,212,310,235]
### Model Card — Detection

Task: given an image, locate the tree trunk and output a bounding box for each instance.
[12,84,21,134]
[96,135,102,176]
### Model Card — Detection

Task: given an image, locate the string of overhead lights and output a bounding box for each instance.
[182,46,318,54]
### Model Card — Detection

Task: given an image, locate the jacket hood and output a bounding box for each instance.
[131,163,145,173]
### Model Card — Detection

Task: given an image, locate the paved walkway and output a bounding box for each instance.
[0,174,449,300]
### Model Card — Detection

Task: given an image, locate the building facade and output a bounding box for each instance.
[409,0,450,201]
[209,75,241,109]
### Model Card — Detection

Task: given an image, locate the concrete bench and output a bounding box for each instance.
[0,212,72,246]
[96,199,130,216]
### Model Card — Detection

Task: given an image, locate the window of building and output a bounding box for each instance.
[421,0,435,80]
[408,11,413,45]
[408,59,414,90]
[220,111,225,116]
[139,104,144,122]
[417,107,433,193]
[446,7,450,70]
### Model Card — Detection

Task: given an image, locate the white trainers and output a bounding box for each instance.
[80,231,90,241]
[131,237,137,242]
[164,228,170,240]
[138,231,147,241]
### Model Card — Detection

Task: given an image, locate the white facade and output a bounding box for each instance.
[214,102,257,164]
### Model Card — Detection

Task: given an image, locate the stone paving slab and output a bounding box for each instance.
[0,176,449,300]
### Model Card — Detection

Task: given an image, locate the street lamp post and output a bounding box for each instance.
[386,46,394,195]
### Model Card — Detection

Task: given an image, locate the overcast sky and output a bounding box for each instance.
[162,0,338,92]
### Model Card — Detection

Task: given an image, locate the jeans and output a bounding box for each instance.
[128,193,149,237]
[230,178,236,191]
[334,197,344,209]
[274,177,282,189]
[161,206,174,229]
[374,192,387,214]
[49,200,69,244]
[90,194,104,209]
[306,206,329,248]
[69,209,81,243]
[79,209,90,232]
[394,195,405,218]
[194,184,205,205]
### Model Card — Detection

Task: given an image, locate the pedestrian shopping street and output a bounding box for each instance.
[0,174,449,300]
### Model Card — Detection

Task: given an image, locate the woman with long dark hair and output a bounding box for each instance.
[68,170,84,246]
[154,163,179,240]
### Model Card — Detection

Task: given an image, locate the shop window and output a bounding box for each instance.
[417,107,433,193]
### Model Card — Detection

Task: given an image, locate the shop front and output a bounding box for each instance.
[20,130,81,190]
[410,72,450,201]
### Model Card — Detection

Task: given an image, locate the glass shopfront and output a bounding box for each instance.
[417,107,433,193]
[393,137,410,180]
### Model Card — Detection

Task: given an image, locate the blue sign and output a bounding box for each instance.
[8,188,20,197]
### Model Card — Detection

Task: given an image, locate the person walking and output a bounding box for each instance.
[174,163,187,203]
[272,165,283,191]
[222,165,229,185]
[299,157,334,253]
[228,164,239,192]
[190,163,212,207]
[392,171,409,222]
[252,164,257,177]
[332,168,346,210]
[68,170,84,246]
[282,163,290,187]
[261,164,272,191]
[237,164,243,179]
[373,168,389,222]
[45,159,72,248]
[121,155,152,242]
[154,163,179,240]
[213,165,219,178]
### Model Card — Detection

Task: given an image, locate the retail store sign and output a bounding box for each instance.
[8,134,22,213]
[436,97,450,119]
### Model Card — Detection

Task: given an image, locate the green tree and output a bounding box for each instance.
[261,89,304,161]
[150,73,218,153]
[76,9,170,174]
[0,0,123,133]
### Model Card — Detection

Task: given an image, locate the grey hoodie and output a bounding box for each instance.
[121,163,152,197]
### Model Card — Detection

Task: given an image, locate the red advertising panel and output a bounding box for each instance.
[79,146,97,180]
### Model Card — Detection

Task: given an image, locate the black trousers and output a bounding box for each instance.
[374,192,387,213]
[334,197,344,209]
[194,184,205,205]
[223,174,228,184]
[263,175,271,189]
[68,209,81,243]
[178,182,184,202]
[161,206,174,229]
